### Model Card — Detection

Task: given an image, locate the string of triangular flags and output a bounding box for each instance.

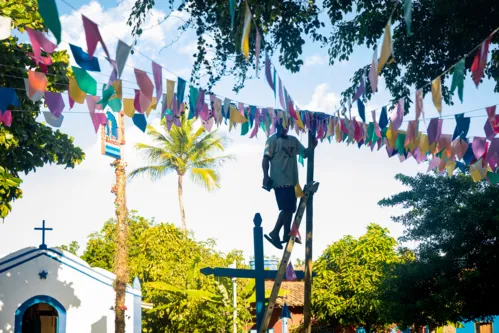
[0,1,498,185]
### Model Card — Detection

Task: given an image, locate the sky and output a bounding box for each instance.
[0,0,497,264]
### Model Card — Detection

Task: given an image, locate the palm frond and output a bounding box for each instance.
[190,154,235,170]
[128,165,172,182]
[190,168,220,192]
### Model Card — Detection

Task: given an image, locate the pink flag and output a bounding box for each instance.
[134,69,153,101]
[415,89,424,122]
[486,105,496,122]
[405,120,418,147]
[250,108,261,138]
[471,35,493,88]
[437,134,452,155]
[68,91,75,109]
[288,99,298,120]
[391,99,404,131]
[279,78,286,111]
[44,91,65,118]
[0,110,12,127]
[286,262,297,281]
[427,157,441,172]
[26,28,57,66]
[369,47,378,94]
[485,138,499,167]
[372,110,381,138]
[86,95,107,132]
[255,30,261,76]
[152,61,163,102]
[289,221,301,240]
[484,118,496,140]
[201,117,214,132]
[473,137,487,159]
[82,15,111,60]
[352,72,365,102]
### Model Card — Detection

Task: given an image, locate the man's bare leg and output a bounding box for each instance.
[269,211,285,241]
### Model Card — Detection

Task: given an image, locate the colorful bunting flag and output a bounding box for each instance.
[177,78,186,109]
[229,0,236,30]
[123,98,134,117]
[82,15,110,60]
[431,76,442,114]
[427,118,443,145]
[116,40,131,78]
[44,91,65,118]
[152,61,162,104]
[26,27,57,66]
[72,66,97,96]
[390,99,404,131]
[68,77,86,104]
[23,79,43,102]
[134,68,153,111]
[379,106,388,129]
[450,59,465,103]
[86,95,107,132]
[0,110,12,126]
[286,262,297,281]
[377,19,392,74]
[353,72,365,103]
[38,0,62,44]
[28,71,48,97]
[132,113,147,132]
[403,0,413,35]
[0,16,11,40]
[241,3,252,60]
[369,47,378,94]
[452,113,470,141]
[189,86,199,119]
[255,30,261,76]
[265,53,273,91]
[70,44,101,72]
[357,98,366,123]
[43,111,63,127]
[471,35,493,88]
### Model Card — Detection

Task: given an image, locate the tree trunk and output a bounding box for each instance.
[113,160,128,333]
[178,174,187,234]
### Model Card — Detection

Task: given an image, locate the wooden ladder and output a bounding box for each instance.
[258,181,319,333]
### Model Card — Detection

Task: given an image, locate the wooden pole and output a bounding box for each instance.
[113,158,128,333]
[303,126,316,332]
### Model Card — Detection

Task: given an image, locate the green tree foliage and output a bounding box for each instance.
[81,211,253,332]
[126,1,499,110]
[378,174,499,326]
[56,240,80,256]
[0,0,84,218]
[128,116,233,232]
[312,223,404,332]
[127,0,324,92]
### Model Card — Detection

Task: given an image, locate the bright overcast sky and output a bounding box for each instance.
[1,0,497,264]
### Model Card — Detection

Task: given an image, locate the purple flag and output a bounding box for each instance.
[390,99,404,131]
[427,118,443,145]
[152,61,163,102]
[286,262,297,281]
[472,137,487,160]
[44,91,64,118]
[82,15,110,60]
[265,53,273,91]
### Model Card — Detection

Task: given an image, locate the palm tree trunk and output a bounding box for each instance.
[113,160,128,333]
[178,174,187,233]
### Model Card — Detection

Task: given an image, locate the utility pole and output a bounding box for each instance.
[229,261,237,333]
[303,122,316,333]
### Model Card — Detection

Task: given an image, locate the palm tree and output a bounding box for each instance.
[128,115,233,233]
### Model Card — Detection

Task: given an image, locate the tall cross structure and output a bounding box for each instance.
[34,220,53,249]
[200,213,311,331]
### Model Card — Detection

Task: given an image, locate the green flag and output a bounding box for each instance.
[188,86,198,119]
[396,133,406,155]
[38,0,62,44]
[108,98,122,112]
[404,0,413,36]
[451,59,465,103]
[487,172,499,184]
[72,66,97,96]
[241,121,249,136]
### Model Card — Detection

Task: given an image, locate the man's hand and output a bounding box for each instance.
[312,138,318,148]
[263,175,270,187]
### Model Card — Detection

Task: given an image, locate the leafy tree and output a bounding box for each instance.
[81,211,253,332]
[128,116,233,233]
[56,241,80,256]
[378,173,499,325]
[312,223,404,332]
[0,0,84,218]
[126,0,499,110]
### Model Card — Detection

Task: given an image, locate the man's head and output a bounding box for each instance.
[276,121,288,138]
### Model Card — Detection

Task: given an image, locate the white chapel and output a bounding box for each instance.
[0,222,142,333]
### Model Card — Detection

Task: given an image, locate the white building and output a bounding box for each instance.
[0,239,142,333]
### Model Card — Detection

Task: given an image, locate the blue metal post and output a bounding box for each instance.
[253,213,265,331]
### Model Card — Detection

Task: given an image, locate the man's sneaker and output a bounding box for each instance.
[264,232,283,250]
[281,237,302,245]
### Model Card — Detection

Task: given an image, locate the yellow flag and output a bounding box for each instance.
[418,134,430,155]
[145,97,157,117]
[69,77,86,104]
[167,79,175,110]
[335,122,342,142]
[230,105,247,131]
[432,76,442,114]
[470,164,483,182]
[446,160,456,176]
[295,111,305,130]
[112,80,122,100]
[386,123,398,148]
[377,20,392,74]
[241,3,252,60]
[295,184,305,198]
[123,99,135,117]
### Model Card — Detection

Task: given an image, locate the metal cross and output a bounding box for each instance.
[34,220,53,249]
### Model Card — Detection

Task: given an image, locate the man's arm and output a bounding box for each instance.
[262,155,271,180]
[297,137,317,159]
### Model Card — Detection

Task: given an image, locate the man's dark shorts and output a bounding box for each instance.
[274,186,297,212]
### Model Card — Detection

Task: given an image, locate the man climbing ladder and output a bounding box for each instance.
[262,121,317,249]
[258,181,319,333]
